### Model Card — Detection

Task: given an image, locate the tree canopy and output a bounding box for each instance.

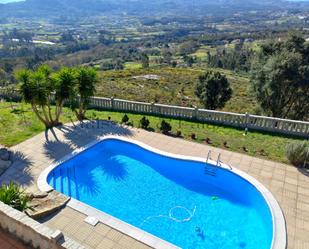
[251,34,309,120]
[195,71,232,110]
[72,67,98,121]
[16,65,98,128]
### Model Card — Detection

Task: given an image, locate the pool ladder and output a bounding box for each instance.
[204,150,217,176]
[204,151,232,176]
[205,150,221,165]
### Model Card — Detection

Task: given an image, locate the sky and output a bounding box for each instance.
[0,0,24,3]
[0,0,309,3]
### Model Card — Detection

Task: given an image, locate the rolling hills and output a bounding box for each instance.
[1,0,308,19]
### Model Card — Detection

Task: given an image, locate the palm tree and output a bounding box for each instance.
[71,67,98,121]
[16,65,76,129]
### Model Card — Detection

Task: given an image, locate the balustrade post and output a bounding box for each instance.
[193,106,199,120]
[151,102,155,114]
[110,97,114,110]
[245,112,250,129]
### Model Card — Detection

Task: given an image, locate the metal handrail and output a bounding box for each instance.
[216,153,221,166]
[206,150,211,162]
[216,153,232,170]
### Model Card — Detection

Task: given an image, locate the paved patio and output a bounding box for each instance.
[0,120,308,249]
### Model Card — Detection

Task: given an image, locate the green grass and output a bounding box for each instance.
[0,102,304,164]
[191,50,208,60]
[0,102,73,146]
[124,62,143,70]
[98,67,256,113]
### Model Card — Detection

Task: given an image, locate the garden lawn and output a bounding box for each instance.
[0,102,73,146]
[0,102,304,164]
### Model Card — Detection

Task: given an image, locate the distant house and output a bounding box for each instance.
[231,39,242,44]
[244,38,254,43]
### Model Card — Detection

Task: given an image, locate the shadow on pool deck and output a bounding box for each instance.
[0,120,133,192]
[43,140,75,162]
[59,120,132,147]
[41,120,133,196]
[298,167,309,177]
[42,120,133,161]
[0,151,34,187]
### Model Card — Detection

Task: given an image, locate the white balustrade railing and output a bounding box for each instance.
[87,96,309,137]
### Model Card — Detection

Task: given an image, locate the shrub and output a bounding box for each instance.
[160,120,172,134]
[286,141,309,168]
[127,121,134,127]
[121,114,129,124]
[176,130,182,137]
[140,116,150,129]
[259,149,267,156]
[0,182,32,211]
[242,146,249,152]
[191,133,196,140]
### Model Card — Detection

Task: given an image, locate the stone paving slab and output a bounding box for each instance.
[0,121,308,249]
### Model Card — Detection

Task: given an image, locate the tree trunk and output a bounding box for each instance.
[47,100,54,122]
[74,109,86,121]
[31,105,51,128]
[41,106,51,124]
[54,101,63,126]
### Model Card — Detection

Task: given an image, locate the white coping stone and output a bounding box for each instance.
[37,135,287,249]
[84,216,99,226]
[51,230,63,241]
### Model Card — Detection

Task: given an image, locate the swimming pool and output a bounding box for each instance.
[39,136,286,249]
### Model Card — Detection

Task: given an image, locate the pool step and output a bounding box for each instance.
[67,166,78,199]
[62,168,70,196]
[51,165,79,200]
[204,165,217,177]
[71,165,79,200]
[54,169,61,190]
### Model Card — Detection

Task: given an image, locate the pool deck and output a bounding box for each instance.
[0,121,308,249]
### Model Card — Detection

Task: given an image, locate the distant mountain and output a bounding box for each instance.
[0,0,308,19]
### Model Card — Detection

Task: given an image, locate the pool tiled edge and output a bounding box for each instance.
[67,198,178,249]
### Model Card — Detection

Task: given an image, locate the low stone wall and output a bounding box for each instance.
[0,201,84,249]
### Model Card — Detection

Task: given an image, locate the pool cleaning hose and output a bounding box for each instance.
[140,205,196,227]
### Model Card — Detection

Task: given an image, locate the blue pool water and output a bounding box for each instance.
[47,139,273,249]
